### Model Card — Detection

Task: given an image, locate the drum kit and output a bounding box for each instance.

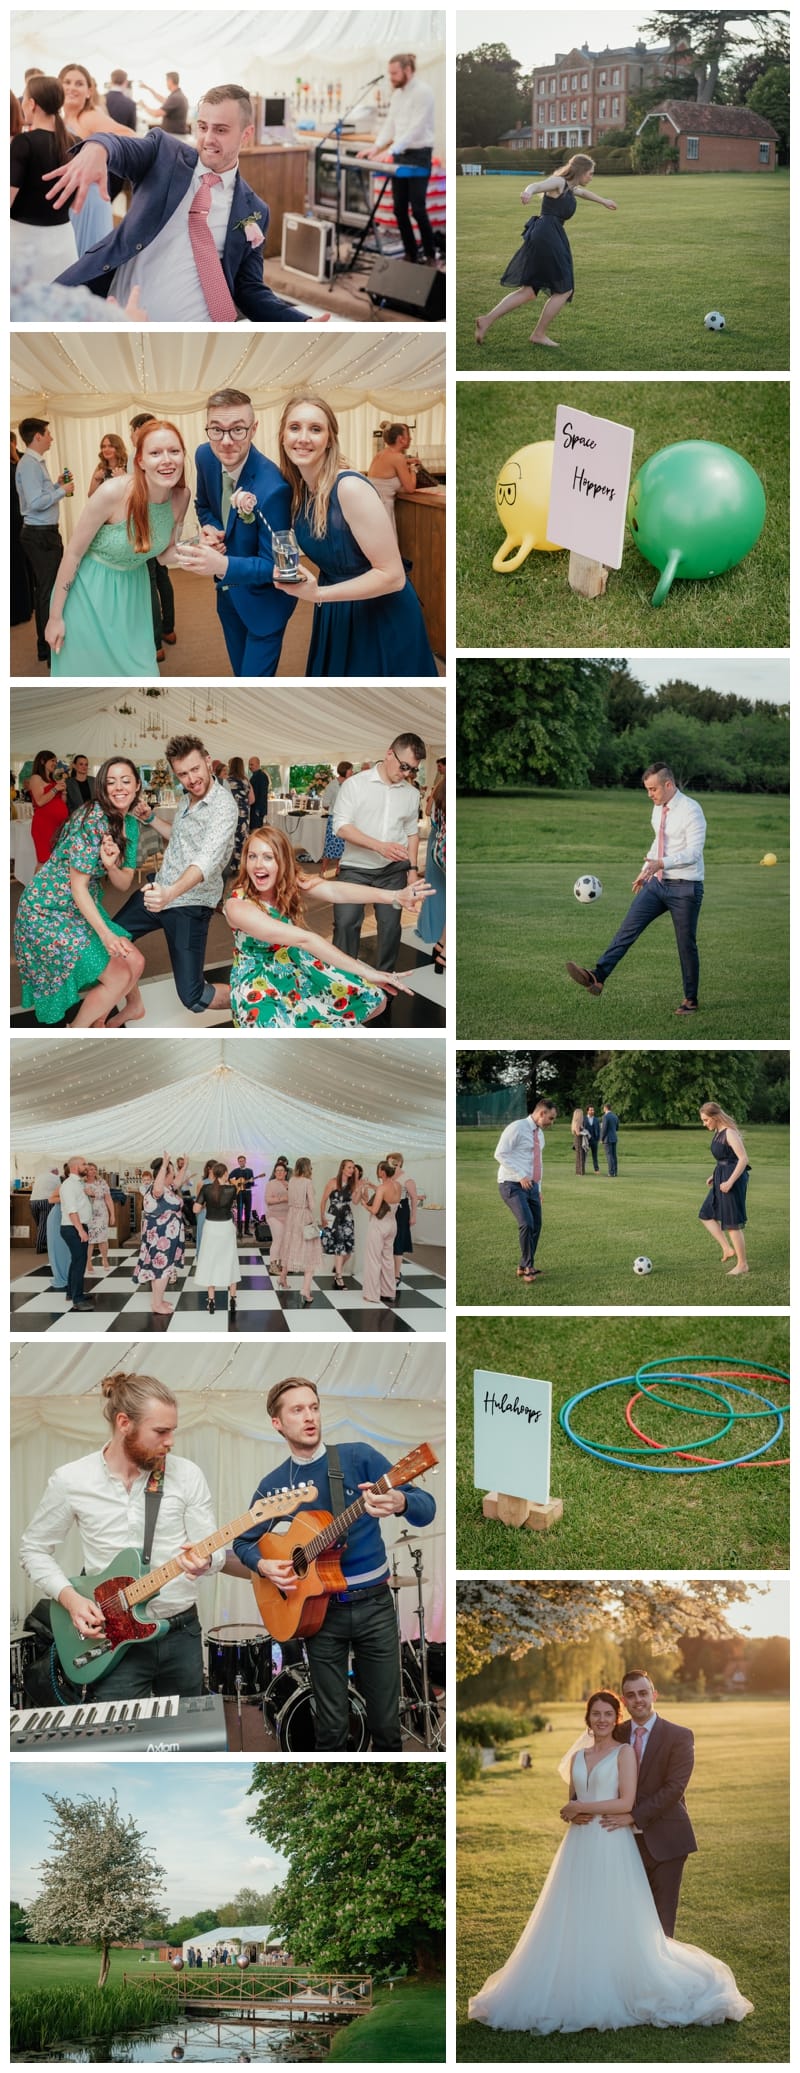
[204,1532,445,1753]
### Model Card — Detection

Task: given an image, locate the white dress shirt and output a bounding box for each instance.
[31,1167,61,1203]
[374,79,436,154]
[20,1448,225,1614]
[60,1173,92,1226]
[113,161,238,320]
[645,790,706,882]
[333,764,419,872]
[494,1118,545,1186]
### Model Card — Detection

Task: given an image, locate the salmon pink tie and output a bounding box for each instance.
[531,1129,542,1185]
[633,1724,646,1766]
[188,172,238,322]
[655,801,669,874]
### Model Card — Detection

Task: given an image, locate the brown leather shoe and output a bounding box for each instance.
[566,961,603,996]
[675,999,698,1015]
[162,632,177,645]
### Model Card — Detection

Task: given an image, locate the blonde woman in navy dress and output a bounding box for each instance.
[475,154,617,352]
[698,1102,751,1277]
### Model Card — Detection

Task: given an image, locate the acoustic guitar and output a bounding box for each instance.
[249,1442,438,1642]
[49,1484,317,1686]
[228,1171,267,1194]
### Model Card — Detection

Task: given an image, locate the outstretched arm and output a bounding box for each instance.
[575,188,617,210]
[43,127,160,212]
[520,175,565,202]
[222,893,410,993]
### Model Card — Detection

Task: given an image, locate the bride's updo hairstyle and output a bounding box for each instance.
[584,1688,622,1728]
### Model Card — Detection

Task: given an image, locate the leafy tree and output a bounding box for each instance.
[748,65,790,157]
[456,1050,529,1096]
[456,43,530,148]
[11,1901,29,1942]
[216,1888,279,1928]
[724,17,789,102]
[631,128,680,172]
[595,1049,760,1124]
[457,658,613,790]
[26,1792,165,1987]
[456,1580,754,1679]
[639,13,788,103]
[747,1635,790,1692]
[247,1766,445,1978]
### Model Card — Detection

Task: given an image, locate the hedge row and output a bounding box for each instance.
[456,145,635,175]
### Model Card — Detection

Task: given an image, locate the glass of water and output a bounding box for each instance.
[272,529,302,581]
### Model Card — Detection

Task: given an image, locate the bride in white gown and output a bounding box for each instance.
[469,1689,753,2035]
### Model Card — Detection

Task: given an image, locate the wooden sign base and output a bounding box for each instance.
[568,550,608,598]
[483,1491,564,1531]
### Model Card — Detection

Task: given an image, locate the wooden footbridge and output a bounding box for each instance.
[125,1968,372,2023]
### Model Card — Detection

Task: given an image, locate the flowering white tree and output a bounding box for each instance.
[26,1791,165,1987]
[457,1580,756,1679]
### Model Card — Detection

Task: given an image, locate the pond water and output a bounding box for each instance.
[15,2019,335,2063]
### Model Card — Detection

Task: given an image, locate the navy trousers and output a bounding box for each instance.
[498,1180,541,1271]
[595,879,704,1002]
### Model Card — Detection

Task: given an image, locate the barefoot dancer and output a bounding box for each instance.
[698,1103,751,1277]
[475,153,617,352]
[14,756,147,1026]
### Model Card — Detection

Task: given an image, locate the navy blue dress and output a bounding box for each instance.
[698,1130,749,1229]
[294,472,438,677]
[501,185,576,296]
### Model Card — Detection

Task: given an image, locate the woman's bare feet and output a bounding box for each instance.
[475,316,487,346]
[104,1002,146,1029]
[530,333,560,348]
[727,1265,750,1277]
[719,1248,736,1263]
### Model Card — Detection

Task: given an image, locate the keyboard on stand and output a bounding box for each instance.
[10,1691,227,1750]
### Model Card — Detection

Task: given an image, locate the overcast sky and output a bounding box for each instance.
[11,1761,288,1913]
[457,8,770,69]
[624,656,789,703]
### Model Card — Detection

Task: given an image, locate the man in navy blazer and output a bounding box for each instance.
[45,85,323,326]
[181,388,296,678]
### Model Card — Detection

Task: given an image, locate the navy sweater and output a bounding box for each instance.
[233,1442,436,1590]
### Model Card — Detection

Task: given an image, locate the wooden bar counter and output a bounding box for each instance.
[394,488,446,662]
[237,146,309,256]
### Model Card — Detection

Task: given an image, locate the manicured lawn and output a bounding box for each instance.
[456,172,790,373]
[456,1123,789,1307]
[457,1699,789,2061]
[455,1315,789,1570]
[330,1979,445,2061]
[455,790,789,1039]
[10,1945,172,1992]
[456,380,788,649]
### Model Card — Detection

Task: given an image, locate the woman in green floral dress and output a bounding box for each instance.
[224,826,432,1029]
[14,757,148,1025]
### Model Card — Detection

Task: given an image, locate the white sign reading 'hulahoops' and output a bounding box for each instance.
[546,403,635,568]
[474,1368,552,1505]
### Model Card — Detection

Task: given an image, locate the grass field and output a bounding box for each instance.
[330,1980,445,2061]
[10,1945,173,1993]
[456,380,788,650]
[455,790,789,1039]
[456,1699,789,2062]
[456,172,790,372]
[455,1315,789,1570]
[456,1123,788,1307]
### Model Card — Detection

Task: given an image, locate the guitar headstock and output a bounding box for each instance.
[386,1443,438,1487]
[251,1482,318,1525]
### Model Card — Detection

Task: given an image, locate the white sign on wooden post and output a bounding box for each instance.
[474,1368,552,1506]
[546,403,635,569]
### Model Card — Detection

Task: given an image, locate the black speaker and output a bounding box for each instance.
[367,257,445,321]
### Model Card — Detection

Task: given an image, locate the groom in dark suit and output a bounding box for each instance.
[607,1669,697,1936]
[181,387,296,678]
[44,85,325,326]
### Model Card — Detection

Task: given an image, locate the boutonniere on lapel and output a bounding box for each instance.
[235,211,265,247]
[230,488,258,525]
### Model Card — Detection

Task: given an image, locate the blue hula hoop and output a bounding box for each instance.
[559,1371,786,1474]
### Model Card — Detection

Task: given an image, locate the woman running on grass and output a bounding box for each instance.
[475,153,617,351]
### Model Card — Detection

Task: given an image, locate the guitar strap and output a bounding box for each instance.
[142,1464,166,1567]
[326,1443,348,1550]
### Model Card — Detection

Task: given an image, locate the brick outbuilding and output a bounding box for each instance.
[637,101,779,170]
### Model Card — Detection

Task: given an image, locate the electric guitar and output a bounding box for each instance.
[250,1443,438,1642]
[49,1485,317,1686]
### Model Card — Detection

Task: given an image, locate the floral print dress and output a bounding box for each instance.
[320,1186,355,1258]
[132,1187,186,1286]
[14,802,140,1024]
[228,892,384,1029]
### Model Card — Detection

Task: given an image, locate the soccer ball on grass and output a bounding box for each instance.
[574,874,603,903]
[633,1256,653,1276]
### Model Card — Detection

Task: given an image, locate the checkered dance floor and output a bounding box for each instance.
[10,1240,447,1337]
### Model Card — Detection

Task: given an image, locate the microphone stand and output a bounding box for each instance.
[315,72,385,286]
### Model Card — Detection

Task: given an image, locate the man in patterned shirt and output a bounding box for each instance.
[113,733,237,1017]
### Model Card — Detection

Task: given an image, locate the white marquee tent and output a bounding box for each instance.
[13,11,446,155]
[11,683,446,768]
[11,1340,446,1640]
[11,333,446,545]
[11,1036,446,1181]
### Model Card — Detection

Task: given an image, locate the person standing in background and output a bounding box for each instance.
[366,54,436,268]
[105,69,138,131]
[14,418,74,664]
[248,756,269,830]
[138,72,190,135]
[601,1104,619,1176]
[584,1104,601,1172]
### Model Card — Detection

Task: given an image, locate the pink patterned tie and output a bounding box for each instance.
[633,1725,646,1766]
[655,802,668,875]
[187,172,238,322]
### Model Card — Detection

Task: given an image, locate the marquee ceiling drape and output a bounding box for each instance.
[11,1037,447,1171]
[11,683,446,767]
[10,1338,444,1400]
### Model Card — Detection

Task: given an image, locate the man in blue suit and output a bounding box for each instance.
[601,1104,619,1176]
[44,84,326,326]
[178,387,296,678]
